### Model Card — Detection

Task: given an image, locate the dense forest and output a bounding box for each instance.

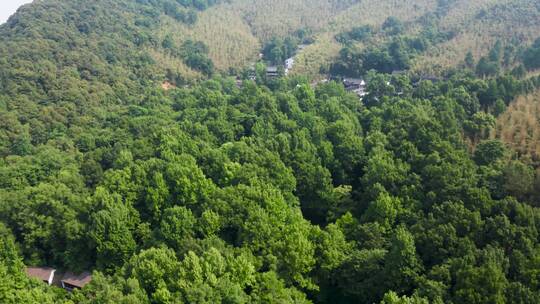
[1,0,540,304]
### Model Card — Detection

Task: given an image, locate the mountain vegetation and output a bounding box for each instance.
[492,90,540,166]
[1,1,540,304]
[293,0,540,78]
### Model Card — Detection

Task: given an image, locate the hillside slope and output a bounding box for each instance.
[292,0,540,78]
[3,0,538,84]
[292,0,437,76]
[0,0,367,83]
[413,0,540,75]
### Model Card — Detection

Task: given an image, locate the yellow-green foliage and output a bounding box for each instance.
[292,0,436,78]
[331,0,436,28]
[155,0,366,73]
[193,8,261,71]
[156,7,260,72]
[292,33,342,77]
[149,0,539,77]
[492,90,540,162]
[147,47,203,80]
[413,0,540,75]
[228,0,360,41]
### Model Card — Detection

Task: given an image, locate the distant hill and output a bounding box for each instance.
[412,0,540,76]
[2,0,539,86]
[0,0,366,86]
[2,0,539,157]
[292,0,540,78]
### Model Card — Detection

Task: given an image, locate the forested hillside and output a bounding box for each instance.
[4,0,538,80]
[292,0,540,78]
[1,1,540,304]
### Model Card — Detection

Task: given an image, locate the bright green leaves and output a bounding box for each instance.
[0,223,24,274]
[0,224,66,304]
[72,272,149,304]
[89,188,139,271]
[464,112,496,143]
[145,172,170,220]
[126,247,179,296]
[215,184,317,290]
[124,246,256,304]
[384,227,423,294]
[1,52,540,304]
[159,206,196,249]
[164,154,214,207]
[452,257,508,304]
[249,271,312,304]
[362,190,402,230]
[361,145,410,199]
[176,249,251,302]
[380,291,429,304]
[0,182,85,268]
[197,210,221,238]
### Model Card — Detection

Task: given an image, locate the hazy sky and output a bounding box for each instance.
[0,0,33,24]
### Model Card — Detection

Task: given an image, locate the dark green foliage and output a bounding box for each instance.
[474,140,507,166]
[1,67,539,302]
[474,40,533,77]
[148,0,222,24]
[331,24,451,76]
[336,25,373,44]
[180,40,214,75]
[503,161,535,201]
[382,17,404,35]
[465,51,475,68]
[523,37,540,70]
[477,57,501,77]
[262,37,299,65]
[330,38,414,76]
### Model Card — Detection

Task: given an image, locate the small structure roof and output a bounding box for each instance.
[343,78,366,92]
[61,272,92,289]
[343,78,364,84]
[26,267,55,284]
